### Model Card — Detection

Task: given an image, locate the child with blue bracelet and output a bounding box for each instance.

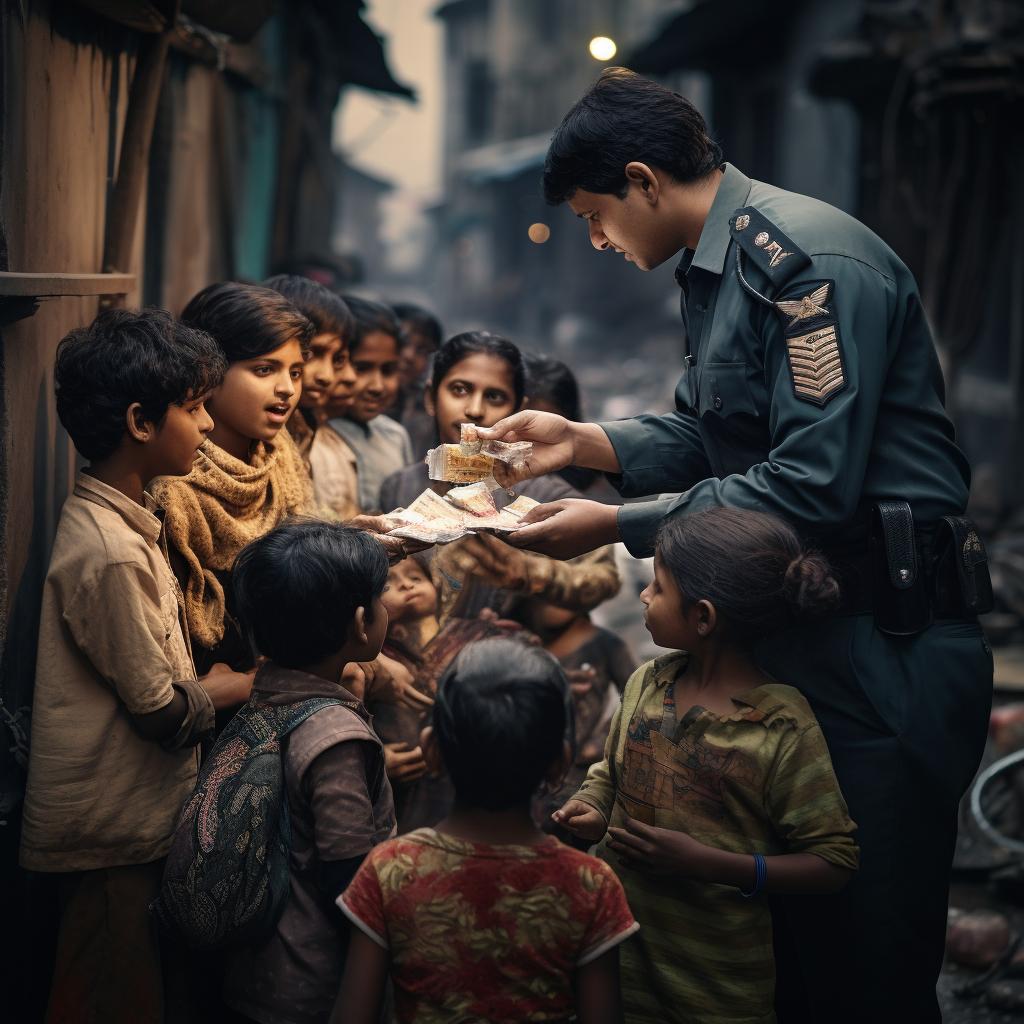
[553,507,860,1024]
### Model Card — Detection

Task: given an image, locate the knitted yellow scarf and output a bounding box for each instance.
[151,434,316,648]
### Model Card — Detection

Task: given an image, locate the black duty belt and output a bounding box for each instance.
[823,502,993,636]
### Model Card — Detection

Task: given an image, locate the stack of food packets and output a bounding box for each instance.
[384,483,540,545]
[424,423,532,485]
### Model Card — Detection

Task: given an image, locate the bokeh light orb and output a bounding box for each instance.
[589,36,617,61]
[528,223,551,243]
[453,236,474,259]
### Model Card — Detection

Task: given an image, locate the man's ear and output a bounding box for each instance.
[125,402,154,443]
[419,725,443,774]
[350,606,369,646]
[625,162,660,203]
[423,387,436,418]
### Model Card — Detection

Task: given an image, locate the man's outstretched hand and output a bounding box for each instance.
[476,411,577,487]
[503,498,621,559]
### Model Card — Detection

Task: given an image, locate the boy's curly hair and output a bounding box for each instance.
[54,308,227,463]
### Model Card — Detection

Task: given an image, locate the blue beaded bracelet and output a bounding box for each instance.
[740,853,766,898]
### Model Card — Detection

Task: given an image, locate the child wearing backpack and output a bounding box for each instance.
[19,309,252,1024]
[553,508,860,1024]
[218,520,397,1024]
[333,637,638,1024]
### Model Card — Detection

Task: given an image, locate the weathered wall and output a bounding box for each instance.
[0,2,139,1011]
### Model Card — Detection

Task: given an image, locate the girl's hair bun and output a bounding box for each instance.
[783,552,841,618]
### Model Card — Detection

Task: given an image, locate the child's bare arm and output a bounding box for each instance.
[606,813,852,895]
[329,928,390,1024]
[574,948,625,1024]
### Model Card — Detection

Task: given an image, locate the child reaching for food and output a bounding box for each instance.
[553,508,859,1024]
[332,638,638,1024]
[375,555,528,832]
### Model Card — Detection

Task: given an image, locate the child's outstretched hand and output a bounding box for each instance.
[384,742,430,785]
[552,799,607,841]
[606,812,711,877]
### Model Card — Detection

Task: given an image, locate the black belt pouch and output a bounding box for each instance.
[870,501,932,635]
[932,515,994,618]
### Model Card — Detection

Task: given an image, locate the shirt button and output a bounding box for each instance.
[714,397,723,410]
[696,303,706,313]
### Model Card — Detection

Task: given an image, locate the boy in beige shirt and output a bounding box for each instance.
[20,309,254,1024]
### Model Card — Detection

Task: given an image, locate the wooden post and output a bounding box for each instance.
[101,4,181,306]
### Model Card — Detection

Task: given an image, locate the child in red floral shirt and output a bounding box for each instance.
[332,638,637,1024]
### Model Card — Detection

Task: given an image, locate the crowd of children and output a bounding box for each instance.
[20,277,859,1024]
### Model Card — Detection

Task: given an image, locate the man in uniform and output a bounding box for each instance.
[480,68,993,1022]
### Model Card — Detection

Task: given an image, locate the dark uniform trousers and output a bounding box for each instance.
[759,615,992,1022]
[601,164,993,1022]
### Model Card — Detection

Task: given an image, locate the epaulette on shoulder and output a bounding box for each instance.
[729,207,811,290]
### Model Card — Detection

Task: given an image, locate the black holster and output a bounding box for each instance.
[932,515,995,618]
[870,501,932,636]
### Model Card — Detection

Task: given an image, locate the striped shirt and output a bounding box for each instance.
[575,652,859,1024]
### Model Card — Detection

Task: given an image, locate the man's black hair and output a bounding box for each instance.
[542,67,722,206]
[232,519,389,670]
[340,295,403,356]
[54,308,227,463]
[182,281,315,363]
[392,302,442,351]
[429,331,527,408]
[262,275,354,343]
[432,638,573,811]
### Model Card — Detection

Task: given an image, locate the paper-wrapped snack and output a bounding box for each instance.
[383,487,541,545]
[446,480,498,517]
[426,444,496,484]
[426,437,532,483]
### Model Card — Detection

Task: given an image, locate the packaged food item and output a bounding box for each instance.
[387,522,470,545]
[426,444,496,484]
[446,481,498,517]
[384,487,541,545]
[460,422,482,455]
[504,494,540,519]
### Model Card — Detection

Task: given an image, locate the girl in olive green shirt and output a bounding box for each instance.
[554,508,859,1024]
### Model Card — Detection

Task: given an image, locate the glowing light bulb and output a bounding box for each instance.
[589,36,616,61]
[528,223,550,243]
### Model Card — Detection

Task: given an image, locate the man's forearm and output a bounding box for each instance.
[573,423,622,473]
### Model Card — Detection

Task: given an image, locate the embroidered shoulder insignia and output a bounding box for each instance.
[771,280,847,408]
[729,206,810,290]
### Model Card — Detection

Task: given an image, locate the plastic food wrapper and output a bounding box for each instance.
[446,481,498,517]
[426,437,532,483]
[426,444,496,484]
[384,488,542,545]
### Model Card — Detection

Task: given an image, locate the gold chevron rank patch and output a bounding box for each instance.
[772,280,847,408]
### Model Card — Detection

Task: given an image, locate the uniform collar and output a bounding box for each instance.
[688,162,753,276]
[73,470,163,544]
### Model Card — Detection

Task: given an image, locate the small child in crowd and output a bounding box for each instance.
[151,281,316,675]
[324,296,412,513]
[223,520,397,1024]
[263,274,362,520]
[333,638,638,1024]
[554,508,860,1024]
[20,310,251,1024]
[376,555,528,832]
[390,301,442,460]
